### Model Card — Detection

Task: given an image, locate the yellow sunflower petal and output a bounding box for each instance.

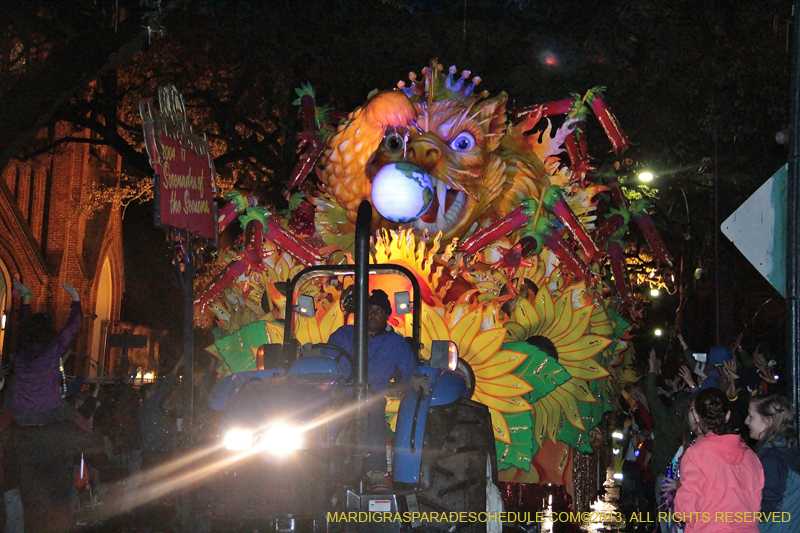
[504,321,528,342]
[560,379,596,403]
[557,335,613,362]
[590,305,615,336]
[421,305,450,342]
[476,374,534,397]
[512,296,539,336]
[451,307,483,354]
[466,329,509,366]
[551,306,592,347]
[473,390,532,413]
[265,322,285,344]
[295,315,321,344]
[490,409,512,444]
[533,286,555,333]
[472,350,527,379]
[561,359,611,381]
[551,388,585,430]
[542,292,572,339]
[319,303,344,341]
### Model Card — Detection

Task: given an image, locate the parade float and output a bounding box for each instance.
[192,61,672,513]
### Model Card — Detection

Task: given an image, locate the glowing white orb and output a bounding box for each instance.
[371,162,434,223]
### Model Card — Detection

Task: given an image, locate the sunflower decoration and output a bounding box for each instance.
[385,301,527,434]
[496,272,612,475]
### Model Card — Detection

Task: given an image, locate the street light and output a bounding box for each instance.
[638,171,654,182]
[650,288,660,297]
[654,328,663,336]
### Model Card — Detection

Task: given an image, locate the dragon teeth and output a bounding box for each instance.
[409,181,467,233]
[435,178,447,225]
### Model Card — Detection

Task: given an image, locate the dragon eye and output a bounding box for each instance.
[384,133,405,152]
[449,132,475,151]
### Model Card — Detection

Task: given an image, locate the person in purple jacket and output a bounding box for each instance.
[11,279,86,428]
[9,279,91,532]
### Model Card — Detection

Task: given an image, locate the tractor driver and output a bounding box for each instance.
[327,289,424,492]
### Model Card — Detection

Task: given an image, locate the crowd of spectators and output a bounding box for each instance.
[617,331,799,533]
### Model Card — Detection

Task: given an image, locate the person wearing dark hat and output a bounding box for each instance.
[326,289,420,492]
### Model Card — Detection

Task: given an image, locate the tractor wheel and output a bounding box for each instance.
[415,398,503,533]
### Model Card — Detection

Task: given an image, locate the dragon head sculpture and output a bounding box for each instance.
[314,61,548,247]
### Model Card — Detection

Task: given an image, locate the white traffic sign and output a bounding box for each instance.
[721,165,786,297]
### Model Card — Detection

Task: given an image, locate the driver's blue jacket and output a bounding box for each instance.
[327,325,418,394]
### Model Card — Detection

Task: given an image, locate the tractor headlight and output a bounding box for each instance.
[224,429,255,451]
[258,424,303,455]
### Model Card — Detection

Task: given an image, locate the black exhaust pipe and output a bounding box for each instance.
[354,200,371,479]
[354,200,371,391]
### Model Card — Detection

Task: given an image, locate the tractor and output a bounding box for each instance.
[200,201,503,532]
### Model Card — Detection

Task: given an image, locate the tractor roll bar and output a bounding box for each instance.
[285,264,422,360]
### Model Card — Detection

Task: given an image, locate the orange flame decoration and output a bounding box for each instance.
[195,61,665,492]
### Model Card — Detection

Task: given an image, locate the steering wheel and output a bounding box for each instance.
[307,342,354,381]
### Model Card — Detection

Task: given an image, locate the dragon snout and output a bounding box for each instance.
[406,139,442,168]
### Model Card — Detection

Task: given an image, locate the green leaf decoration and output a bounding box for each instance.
[288,191,306,211]
[505,341,571,403]
[557,390,604,453]
[590,378,613,415]
[237,205,270,229]
[557,420,592,453]
[496,411,537,472]
[607,306,631,341]
[214,320,274,373]
[629,198,653,217]
[292,82,316,105]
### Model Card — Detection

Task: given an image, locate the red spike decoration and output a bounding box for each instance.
[217,191,253,233]
[264,215,325,266]
[287,94,326,191]
[607,179,673,267]
[457,206,532,256]
[631,211,674,267]
[543,232,591,281]
[607,240,636,305]
[193,218,270,311]
[587,90,630,155]
[592,213,626,248]
[549,192,603,263]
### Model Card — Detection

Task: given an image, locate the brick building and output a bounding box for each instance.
[0,122,125,377]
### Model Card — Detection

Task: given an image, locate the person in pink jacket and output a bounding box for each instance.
[674,387,763,533]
